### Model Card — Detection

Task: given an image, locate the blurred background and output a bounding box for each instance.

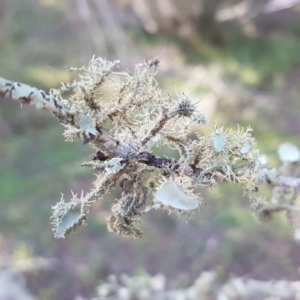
[1,0,300,299]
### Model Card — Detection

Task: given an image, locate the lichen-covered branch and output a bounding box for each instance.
[0,77,99,139]
[1,57,300,240]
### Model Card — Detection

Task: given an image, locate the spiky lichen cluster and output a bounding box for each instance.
[51,192,89,238]
[4,56,299,240]
[184,125,259,196]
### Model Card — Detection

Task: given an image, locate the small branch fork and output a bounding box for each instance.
[266,173,300,192]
